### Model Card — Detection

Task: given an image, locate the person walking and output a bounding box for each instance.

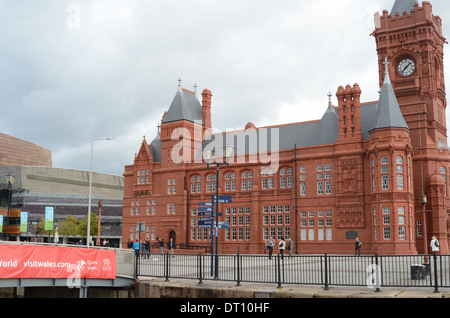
[266,236,274,260]
[286,238,295,257]
[279,237,286,259]
[144,238,150,259]
[430,236,440,253]
[168,238,174,257]
[133,239,140,258]
[355,238,362,256]
[159,238,164,254]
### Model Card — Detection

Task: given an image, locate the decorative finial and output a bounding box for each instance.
[178,77,182,88]
[194,83,198,94]
[383,57,390,75]
[327,91,332,102]
[157,123,161,134]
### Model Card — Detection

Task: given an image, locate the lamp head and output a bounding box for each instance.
[5,174,15,185]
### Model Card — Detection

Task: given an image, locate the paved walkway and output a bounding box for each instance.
[136,276,450,299]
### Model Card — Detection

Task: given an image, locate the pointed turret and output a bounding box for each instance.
[370,58,409,132]
[319,92,339,144]
[391,0,418,16]
[162,79,203,124]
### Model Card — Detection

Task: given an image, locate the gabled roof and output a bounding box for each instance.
[162,87,203,124]
[391,0,418,16]
[370,59,409,132]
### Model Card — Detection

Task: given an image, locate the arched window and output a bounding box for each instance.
[397,175,404,190]
[191,174,202,193]
[325,181,331,195]
[241,170,253,190]
[224,171,236,191]
[382,175,389,190]
[206,174,216,192]
[317,181,324,195]
[280,167,292,188]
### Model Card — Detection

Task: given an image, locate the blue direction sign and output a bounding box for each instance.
[200,196,232,206]
[216,221,229,229]
[198,221,229,229]
[198,212,222,217]
[212,195,232,203]
[198,207,213,212]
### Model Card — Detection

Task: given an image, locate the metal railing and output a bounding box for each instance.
[136,252,450,293]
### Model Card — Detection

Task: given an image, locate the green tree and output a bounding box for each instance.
[58,215,79,237]
[35,217,56,236]
[78,212,100,237]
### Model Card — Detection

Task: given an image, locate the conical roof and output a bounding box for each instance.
[391,0,418,16]
[162,86,203,124]
[319,94,339,144]
[370,58,409,132]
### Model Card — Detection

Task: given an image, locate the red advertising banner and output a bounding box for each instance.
[0,245,116,279]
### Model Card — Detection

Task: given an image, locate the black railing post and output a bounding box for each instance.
[165,252,170,282]
[375,253,381,293]
[323,253,329,290]
[135,252,139,278]
[277,254,282,289]
[433,252,439,293]
[198,253,203,285]
[236,252,241,287]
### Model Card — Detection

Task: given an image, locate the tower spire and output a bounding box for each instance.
[370,58,408,132]
[391,0,418,16]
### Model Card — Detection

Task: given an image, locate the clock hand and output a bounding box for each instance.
[402,63,411,72]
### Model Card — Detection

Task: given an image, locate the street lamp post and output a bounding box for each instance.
[87,137,112,248]
[419,191,429,265]
[5,174,15,241]
[203,145,233,279]
[96,200,103,246]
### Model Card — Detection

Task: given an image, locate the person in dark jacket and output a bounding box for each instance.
[355,238,362,256]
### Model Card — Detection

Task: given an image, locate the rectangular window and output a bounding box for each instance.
[383,227,391,240]
[399,226,406,240]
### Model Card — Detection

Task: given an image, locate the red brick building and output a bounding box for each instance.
[122,0,449,255]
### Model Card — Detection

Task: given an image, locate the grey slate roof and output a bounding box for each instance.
[162,88,203,124]
[197,102,341,160]
[149,133,161,162]
[369,65,409,132]
[391,0,418,16]
[149,71,407,163]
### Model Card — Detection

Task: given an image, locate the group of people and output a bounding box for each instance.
[265,236,442,258]
[354,236,441,255]
[128,238,175,258]
[265,237,295,259]
[128,235,442,259]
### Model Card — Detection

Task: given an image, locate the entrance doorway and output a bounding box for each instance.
[169,231,176,247]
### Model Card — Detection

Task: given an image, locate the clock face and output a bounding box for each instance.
[398,58,415,76]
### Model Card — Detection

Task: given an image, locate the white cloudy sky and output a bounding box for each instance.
[0,0,449,176]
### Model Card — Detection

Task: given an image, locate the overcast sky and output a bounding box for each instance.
[0,0,449,176]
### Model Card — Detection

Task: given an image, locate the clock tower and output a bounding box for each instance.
[373,1,447,146]
[372,0,449,254]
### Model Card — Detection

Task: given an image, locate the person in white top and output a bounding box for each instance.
[430,236,440,253]
[278,237,286,259]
